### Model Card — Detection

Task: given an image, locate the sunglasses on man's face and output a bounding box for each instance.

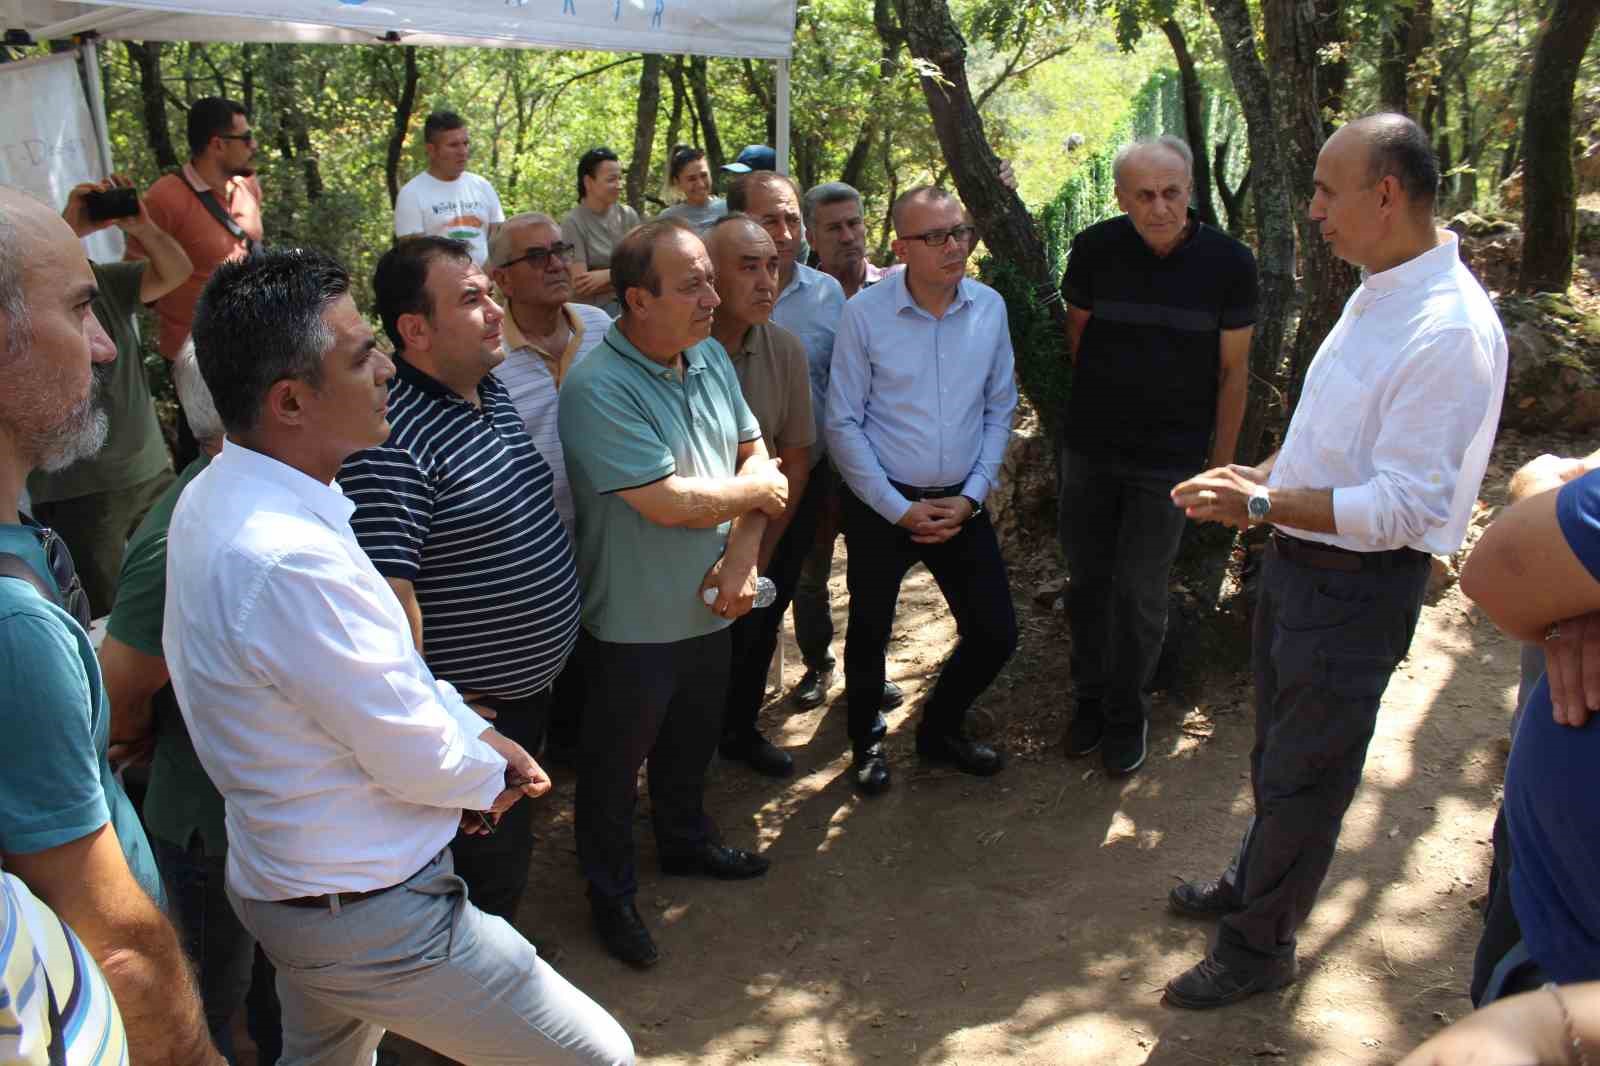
[24,519,91,630]
[500,242,576,270]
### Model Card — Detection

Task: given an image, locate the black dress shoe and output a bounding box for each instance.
[881,680,905,709]
[660,842,770,880]
[852,743,892,795]
[590,896,659,969]
[916,732,1005,776]
[1164,950,1297,1009]
[1169,877,1241,918]
[720,732,795,778]
[791,666,835,709]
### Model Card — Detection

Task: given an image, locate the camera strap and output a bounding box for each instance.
[188,180,259,257]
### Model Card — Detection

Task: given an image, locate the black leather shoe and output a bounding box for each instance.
[1169,877,1241,918]
[1062,707,1104,757]
[1102,719,1148,776]
[1164,951,1297,1010]
[852,743,892,795]
[720,732,795,778]
[660,842,770,880]
[791,666,835,709]
[881,680,905,710]
[916,732,1005,776]
[590,896,659,969]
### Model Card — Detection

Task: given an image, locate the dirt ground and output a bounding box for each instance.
[376,429,1586,1066]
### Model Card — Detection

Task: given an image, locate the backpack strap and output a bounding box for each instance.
[0,552,61,610]
[187,179,259,256]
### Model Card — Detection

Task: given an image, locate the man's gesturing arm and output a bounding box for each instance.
[7,827,223,1066]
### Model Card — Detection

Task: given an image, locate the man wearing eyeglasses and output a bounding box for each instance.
[0,185,226,1066]
[488,212,614,532]
[825,186,1019,797]
[1057,136,1258,778]
[129,96,264,466]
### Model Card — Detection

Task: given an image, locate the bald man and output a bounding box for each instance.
[1166,114,1507,1008]
[0,186,224,1065]
[705,214,815,778]
[1057,135,1258,777]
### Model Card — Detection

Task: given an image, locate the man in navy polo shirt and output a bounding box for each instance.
[339,236,582,926]
[1058,135,1257,776]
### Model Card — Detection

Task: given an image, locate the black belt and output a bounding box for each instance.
[889,479,965,501]
[1269,531,1426,574]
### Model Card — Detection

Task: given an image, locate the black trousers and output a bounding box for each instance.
[1215,542,1429,965]
[575,628,728,901]
[839,486,1018,753]
[449,686,551,922]
[723,465,825,742]
[1057,448,1191,729]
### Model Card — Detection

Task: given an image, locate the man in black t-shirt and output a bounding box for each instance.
[1058,136,1257,776]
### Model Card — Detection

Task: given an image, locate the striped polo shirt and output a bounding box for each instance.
[339,357,581,699]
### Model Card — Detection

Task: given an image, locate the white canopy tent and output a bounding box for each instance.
[0,0,795,176]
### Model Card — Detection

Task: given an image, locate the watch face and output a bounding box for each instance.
[1248,494,1269,520]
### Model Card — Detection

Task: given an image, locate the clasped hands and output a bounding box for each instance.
[898,496,972,544]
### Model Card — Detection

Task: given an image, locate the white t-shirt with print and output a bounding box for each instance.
[393,171,505,266]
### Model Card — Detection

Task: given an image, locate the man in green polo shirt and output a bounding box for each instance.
[558,218,789,969]
[28,178,192,617]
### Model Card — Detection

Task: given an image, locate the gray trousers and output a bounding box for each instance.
[229,850,633,1066]
[1215,544,1430,965]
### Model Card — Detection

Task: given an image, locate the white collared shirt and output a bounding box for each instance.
[1270,230,1507,555]
[163,444,506,901]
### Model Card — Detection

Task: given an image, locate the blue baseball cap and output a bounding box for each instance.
[722,144,777,173]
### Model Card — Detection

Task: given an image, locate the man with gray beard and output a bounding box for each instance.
[0,186,225,1065]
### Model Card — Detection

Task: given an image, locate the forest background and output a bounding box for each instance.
[4,0,1598,511]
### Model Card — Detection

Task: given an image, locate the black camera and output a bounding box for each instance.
[84,186,140,223]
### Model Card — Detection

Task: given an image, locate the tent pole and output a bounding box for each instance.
[79,40,116,178]
[774,57,790,176]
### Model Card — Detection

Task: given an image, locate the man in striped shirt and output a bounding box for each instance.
[340,236,583,925]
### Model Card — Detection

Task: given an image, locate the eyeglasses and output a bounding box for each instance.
[500,242,576,269]
[22,518,91,630]
[902,224,978,248]
[217,132,256,144]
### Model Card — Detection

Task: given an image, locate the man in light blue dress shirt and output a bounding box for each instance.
[824,186,1020,796]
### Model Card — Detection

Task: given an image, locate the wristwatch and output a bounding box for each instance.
[1247,485,1272,525]
[961,495,984,522]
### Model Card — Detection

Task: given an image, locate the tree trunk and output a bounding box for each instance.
[625,54,662,215]
[1161,18,1219,228]
[1517,0,1600,293]
[125,41,180,170]
[1204,0,1298,465]
[687,56,724,172]
[384,46,420,210]
[1261,0,1358,406]
[740,59,778,147]
[891,0,1064,336]
[1215,137,1252,236]
[1378,0,1431,114]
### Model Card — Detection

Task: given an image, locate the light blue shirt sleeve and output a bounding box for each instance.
[962,296,1019,505]
[826,298,912,524]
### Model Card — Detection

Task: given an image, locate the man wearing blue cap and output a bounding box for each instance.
[721,144,777,175]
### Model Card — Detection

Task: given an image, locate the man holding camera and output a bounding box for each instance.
[27,177,191,617]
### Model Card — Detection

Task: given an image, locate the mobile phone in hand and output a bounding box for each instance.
[469,810,497,835]
[84,186,139,222]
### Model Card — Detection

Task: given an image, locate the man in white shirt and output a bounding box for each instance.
[488,212,613,531]
[1166,113,1508,1009]
[164,247,633,1066]
[393,111,505,267]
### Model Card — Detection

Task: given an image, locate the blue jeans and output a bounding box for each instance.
[153,833,283,1064]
